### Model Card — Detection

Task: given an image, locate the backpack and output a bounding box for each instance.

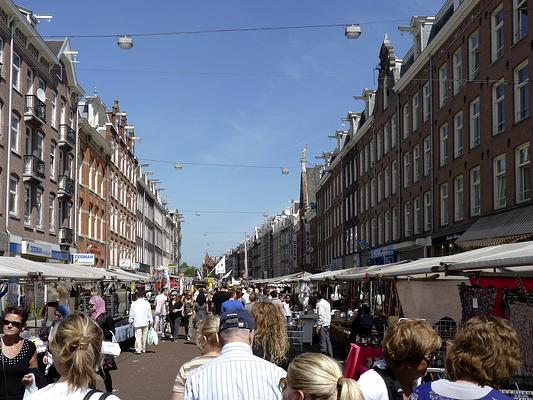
[373,367,403,400]
[360,314,374,332]
[82,389,114,400]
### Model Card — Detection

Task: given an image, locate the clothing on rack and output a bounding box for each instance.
[458,285,497,323]
[507,302,533,377]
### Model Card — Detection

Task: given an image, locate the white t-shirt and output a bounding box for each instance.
[155,293,168,314]
[27,382,121,400]
[357,360,421,400]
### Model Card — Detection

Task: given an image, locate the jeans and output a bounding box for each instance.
[134,326,148,353]
[319,326,333,357]
[171,317,182,339]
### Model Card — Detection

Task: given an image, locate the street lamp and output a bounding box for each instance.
[345,24,361,39]
[117,35,134,49]
[281,167,290,175]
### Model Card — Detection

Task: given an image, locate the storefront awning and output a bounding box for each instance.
[306,267,359,282]
[456,205,533,249]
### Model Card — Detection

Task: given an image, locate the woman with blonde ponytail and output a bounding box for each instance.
[27,313,120,400]
[280,353,363,400]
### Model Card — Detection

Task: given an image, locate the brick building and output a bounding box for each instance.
[0,4,82,260]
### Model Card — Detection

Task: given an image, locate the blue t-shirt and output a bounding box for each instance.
[221,299,244,313]
[410,380,512,400]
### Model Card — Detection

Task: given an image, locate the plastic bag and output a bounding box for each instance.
[147,327,158,346]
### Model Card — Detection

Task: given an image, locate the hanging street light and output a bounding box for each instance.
[117,35,134,49]
[344,24,361,39]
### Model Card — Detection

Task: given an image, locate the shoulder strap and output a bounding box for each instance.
[82,389,101,400]
[99,393,114,399]
[373,366,403,400]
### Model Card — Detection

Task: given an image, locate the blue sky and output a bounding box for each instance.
[20,0,444,266]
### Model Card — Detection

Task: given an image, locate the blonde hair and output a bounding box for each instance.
[382,319,441,368]
[195,315,221,352]
[251,302,289,365]
[49,312,103,390]
[287,353,363,400]
[446,316,521,387]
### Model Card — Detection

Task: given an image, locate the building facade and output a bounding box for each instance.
[0,4,82,261]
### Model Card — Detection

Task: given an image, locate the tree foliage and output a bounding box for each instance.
[180,262,198,277]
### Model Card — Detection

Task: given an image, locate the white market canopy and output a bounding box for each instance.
[253,271,312,285]
[305,267,360,282]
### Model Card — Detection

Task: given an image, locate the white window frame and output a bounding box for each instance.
[439,64,448,107]
[377,131,382,161]
[385,210,391,242]
[470,97,480,148]
[414,197,421,235]
[24,183,31,225]
[493,154,507,209]
[423,136,431,176]
[392,160,397,194]
[384,122,390,154]
[423,82,431,122]
[10,113,19,152]
[513,0,528,44]
[371,178,376,208]
[454,111,464,158]
[384,166,390,199]
[469,31,480,81]
[516,142,531,203]
[424,191,432,231]
[470,166,481,216]
[377,172,383,203]
[440,182,449,226]
[403,103,410,139]
[404,201,411,238]
[51,92,57,128]
[392,206,399,240]
[35,188,43,229]
[12,52,20,91]
[26,67,33,95]
[391,115,397,148]
[413,145,420,183]
[493,80,505,134]
[412,94,419,131]
[454,175,464,222]
[9,176,18,216]
[440,122,449,166]
[492,5,504,62]
[403,152,410,188]
[50,142,56,180]
[514,61,529,122]
[453,48,463,95]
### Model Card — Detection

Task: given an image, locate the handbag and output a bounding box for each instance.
[101,341,121,357]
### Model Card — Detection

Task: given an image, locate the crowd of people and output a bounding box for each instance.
[0,283,524,400]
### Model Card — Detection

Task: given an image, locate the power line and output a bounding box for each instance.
[179,209,268,215]
[141,158,293,170]
[40,19,411,39]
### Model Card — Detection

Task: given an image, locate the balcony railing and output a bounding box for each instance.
[58,227,73,245]
[58,175,75,197]
[23,155,45,182]
[24,95,46,125]
[59,125,76,148]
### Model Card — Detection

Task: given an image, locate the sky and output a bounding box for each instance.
[20,0,444,266]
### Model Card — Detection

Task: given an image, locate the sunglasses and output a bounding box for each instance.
[88,304,96,308]
[54,313,63,317]
[3,319,23,329]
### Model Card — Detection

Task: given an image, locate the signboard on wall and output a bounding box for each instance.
[72,253,95,265]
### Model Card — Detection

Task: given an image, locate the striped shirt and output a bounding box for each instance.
[173,354,218,396]
[184,342,286,400]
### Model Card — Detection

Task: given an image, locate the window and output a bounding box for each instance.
[404,202,411,237]
[493,80,505,134]
[364,145,369,172]
[49,194,56,232]
[365,182,369,210]
[26,68,33,95]
[385,210,391,242]
[0,37,3,69]
[440,183,449,226]
[391,207,399,240]
[24,183,31,225]
[423,82,431,122]
[412,94,419,131]
[392,160,397,194]
[492,6,504,62]
[414,197,421,235]
[454,111,464,158]
[9,176,18,216]
[454,175,464,221]
[371,178,376,207]
[470,98,480,148]
[377,131,382,161]
[50,142,56,180]
[36,132,43,160]
[439,64,448,107]
[470,166,481,216]
[516,143,531,203]
[424,191,432,231]
[378,214,383,245]
[403,152,410,188]
[440,122,449,166]
[384,122,390,154]
[514,61,529,122]
[403,103,410,139]
[413,145,420,183]
[384,166,390,199]
[12,52,20,90]
[377,172,383,203]
[10,113,19,152]
[38,78,46,92]
[25,127,31,156]
[383,76,389,110]
[391,115,397,148]
[513,0,528,43]
[423,136,431,176]
[370,138,375,166]
[453,48,463,95]
[493,154,506,209]
[35,188,43,229]
[469,31,480,80]
[51,92,57,128]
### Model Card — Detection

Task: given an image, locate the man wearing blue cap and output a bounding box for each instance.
[184,309,286,400]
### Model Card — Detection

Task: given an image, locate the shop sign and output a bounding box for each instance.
[72,253,95,265]
[119,258,132,269]
[445,234,461,241]
[21,241,52,258]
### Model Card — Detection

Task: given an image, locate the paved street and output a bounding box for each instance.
[109,336,201,400]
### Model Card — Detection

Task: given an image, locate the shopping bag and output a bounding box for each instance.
[101,341,121,357]
[147,327,158,346]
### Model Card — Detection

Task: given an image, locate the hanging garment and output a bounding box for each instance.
[508,302,533,377]
[459,285,496,323]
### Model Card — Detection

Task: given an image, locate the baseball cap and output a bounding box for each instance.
[219,310,255,332]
